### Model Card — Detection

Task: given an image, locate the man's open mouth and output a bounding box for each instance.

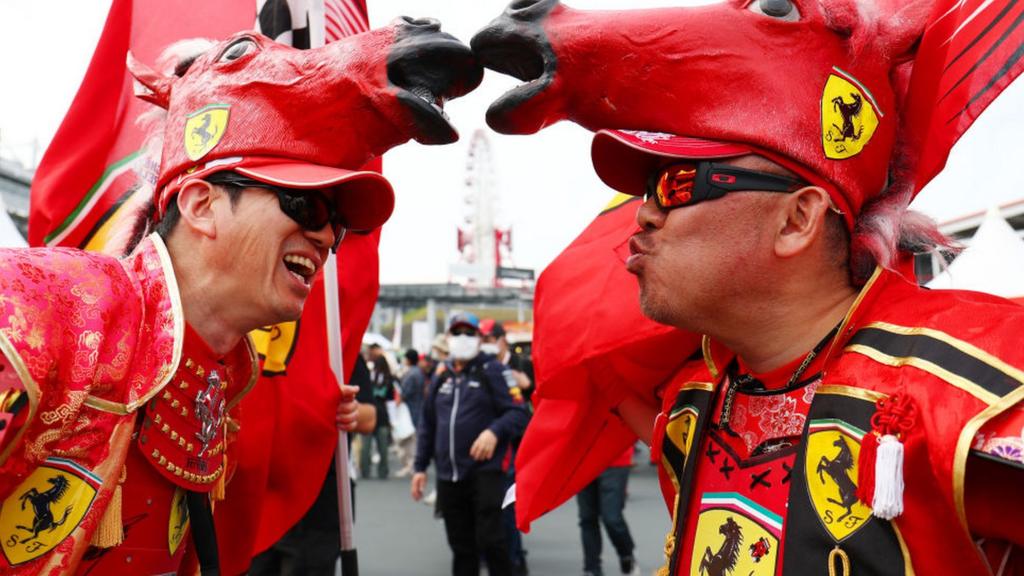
[283,254,317,286]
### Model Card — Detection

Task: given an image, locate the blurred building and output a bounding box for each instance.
[915,199,1024,283]
[0,158,30,238]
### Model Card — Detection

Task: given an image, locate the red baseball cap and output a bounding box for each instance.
[591,129,852,229]
[160,156,394,231]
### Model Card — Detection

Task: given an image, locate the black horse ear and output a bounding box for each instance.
[127,52,172,109]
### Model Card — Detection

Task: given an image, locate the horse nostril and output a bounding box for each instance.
[505,0,560,22]
[399,16,442,31]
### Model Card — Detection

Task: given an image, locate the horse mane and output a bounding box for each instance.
[845,118,962,287]
[50,475,71,501]
[118,38,217,256]
[722,518,743,565]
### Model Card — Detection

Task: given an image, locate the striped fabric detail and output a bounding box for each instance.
[325,0,368,40]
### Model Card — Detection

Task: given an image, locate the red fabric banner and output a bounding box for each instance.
[515,195,701,532]
[906,0,1024,194]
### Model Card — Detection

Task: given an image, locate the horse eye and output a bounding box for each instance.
[748,0,800,22]
[219,38,258,63]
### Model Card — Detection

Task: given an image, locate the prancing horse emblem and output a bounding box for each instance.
[830,93,864,142]
[14,476,73,544]
[699,516,743,576]
[194,370,226,456]
[816,436,859,523]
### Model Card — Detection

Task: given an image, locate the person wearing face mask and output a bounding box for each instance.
[411,312,530,576]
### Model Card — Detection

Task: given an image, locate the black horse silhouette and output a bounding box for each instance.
[190,112,217,149]
[699,516,743,576]
[816,436,860,523]
[831,93,864,142]
[15,475,74,544]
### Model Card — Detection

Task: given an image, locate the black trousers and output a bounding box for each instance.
[437,469,511,576]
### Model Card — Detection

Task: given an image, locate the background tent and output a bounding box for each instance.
[927,206,1024,303]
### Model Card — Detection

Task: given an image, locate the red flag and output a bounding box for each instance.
[906,0,1024,194]
[29,0,253,249]
[28,0,380,571]
[514,194,701,532]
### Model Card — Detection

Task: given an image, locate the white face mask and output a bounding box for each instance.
[480,343,500,355]
[448,335,481,360]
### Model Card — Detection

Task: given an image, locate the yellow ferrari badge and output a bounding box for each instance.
[821,67,881,160]
[184,104,230,161]
[249,321,299,375]
[805,419,873,541]
[0,458,100,566]
[665,406,699,466]
[689,493,781,576]
[168,488,190,556]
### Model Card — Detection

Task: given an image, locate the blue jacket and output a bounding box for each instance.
[414,353,529,482]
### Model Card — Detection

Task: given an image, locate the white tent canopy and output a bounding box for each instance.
[0,196,26,248]
[927,207,1024,300]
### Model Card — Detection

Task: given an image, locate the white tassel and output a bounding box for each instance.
[871,434,904,520]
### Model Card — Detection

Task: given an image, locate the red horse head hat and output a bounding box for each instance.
[130,17,483,230]
[472,0,937,226]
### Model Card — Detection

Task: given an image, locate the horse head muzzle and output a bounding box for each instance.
[388,16,484,145]
[470,0,561,134]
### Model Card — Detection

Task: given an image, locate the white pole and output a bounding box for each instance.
[323,252,358,572]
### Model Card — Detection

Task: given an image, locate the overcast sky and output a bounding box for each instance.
[2,0,1022,284]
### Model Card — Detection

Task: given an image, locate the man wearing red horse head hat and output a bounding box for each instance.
[472,0,1024,574]
[0,20,481,575]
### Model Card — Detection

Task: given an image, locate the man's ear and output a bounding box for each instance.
[774,186,832,258]
[176,179,220,239]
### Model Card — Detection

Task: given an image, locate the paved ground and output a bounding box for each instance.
[348,447,670,576]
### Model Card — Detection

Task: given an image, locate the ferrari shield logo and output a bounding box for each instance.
[689,493,781,576]
[0,458,100,565]
[805,419,872,541]
[821,67,881,160]
[184,104,230,161]
[168,488,190,556]
[250,321,299,375]
[666,406,699,464]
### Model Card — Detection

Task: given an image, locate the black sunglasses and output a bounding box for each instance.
[206,172,347,252]
[644,161,806,210]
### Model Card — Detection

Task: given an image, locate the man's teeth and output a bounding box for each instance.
[284,254,315,276]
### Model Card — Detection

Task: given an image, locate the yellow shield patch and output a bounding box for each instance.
[0,458,100,566]
[184,104,230,161]
[805,419,872,541]
[689,493,781,576]
[249,321,299,375]
[821,68,881,160]
[665,406,698,463]
[168,488,190,556]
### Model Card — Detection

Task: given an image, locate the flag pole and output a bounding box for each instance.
[324,251,358,576]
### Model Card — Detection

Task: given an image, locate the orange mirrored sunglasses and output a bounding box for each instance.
[644,161,806,210]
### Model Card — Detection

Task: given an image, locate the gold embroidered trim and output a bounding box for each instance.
[952,385,1024,536]
[83,394,131,416]
[226,334,260,411]
[845,344,1000,405]
[815,384,887,404]
[701,336,718,380]
[124,234,186,413]
[0,330,40,466]
[863,321,1024,393]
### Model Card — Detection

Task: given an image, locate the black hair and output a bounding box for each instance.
[123,174,245,255]
[404,348,419,365]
